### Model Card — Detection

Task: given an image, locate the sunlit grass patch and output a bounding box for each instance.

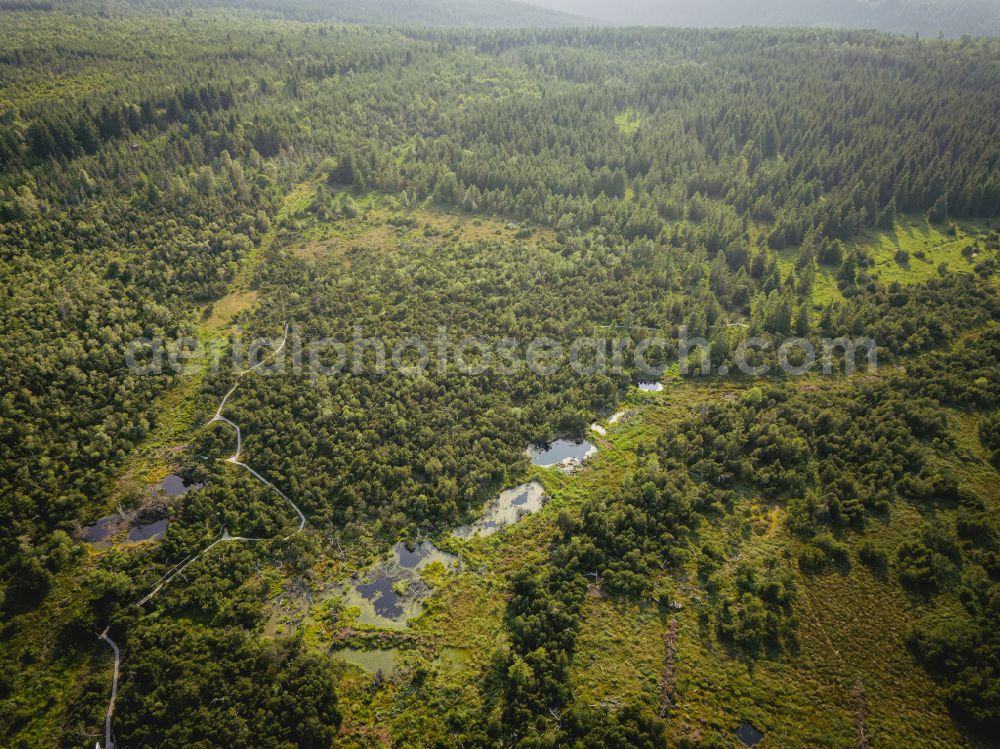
[615,109,643,135]
[570,592,664,709]
[855,215,991,286]
[772,215,997,312]
[202,289,259,330]
[284,190,554,261]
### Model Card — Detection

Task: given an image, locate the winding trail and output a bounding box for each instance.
[133,323,305,607]
[95,185,316,749]
[98,629,119,749]
[211,323,306,533]
[110,324,307,745]
[133,529,262,607]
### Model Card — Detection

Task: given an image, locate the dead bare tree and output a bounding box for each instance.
[659,619,680,718]
[853,678,870,749]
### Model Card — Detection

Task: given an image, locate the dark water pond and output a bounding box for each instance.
[736,721,764,747]
[159,474,201,496]
[453,481,546,539]
[82,515,119,547]
[341,542,455,628]
[528,439,596,467]
[393,541,457,570]
[355,576,405,619]
[128,518,168,542]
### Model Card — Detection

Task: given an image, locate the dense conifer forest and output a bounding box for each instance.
[1,2,999,747]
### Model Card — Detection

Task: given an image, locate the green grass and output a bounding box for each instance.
[771,215,997,312]
[0,567,103,749]
[108,180,316,491]
[657,496,968,747]
[615,109,644,135]
[571,593,664,709]
[308,375,993,747]
[133,195,993,745]
[71,197,997,747]
[855,215,994,286]
[284,190,554,262]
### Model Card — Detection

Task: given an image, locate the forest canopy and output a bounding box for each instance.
[0,5,999,749]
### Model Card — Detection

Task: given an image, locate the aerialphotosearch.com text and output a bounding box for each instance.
[125,325,877,381]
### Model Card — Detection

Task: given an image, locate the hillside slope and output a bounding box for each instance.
[51,0,584,26]
[525,0,1000,36]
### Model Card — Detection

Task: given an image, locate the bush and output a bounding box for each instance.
[978,413,1000,468]
[813,533,851,564]
[896,532,956,592]
[910,606,1000,731]
[857,540,888,569]
[798,545,829,573]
